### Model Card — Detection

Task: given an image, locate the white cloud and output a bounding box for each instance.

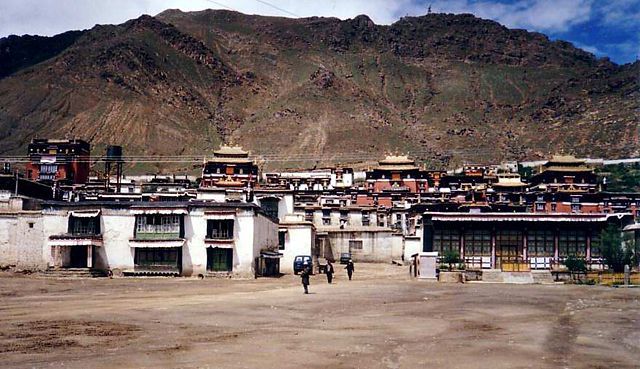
[429,0,594,33]
[0,0,422,37]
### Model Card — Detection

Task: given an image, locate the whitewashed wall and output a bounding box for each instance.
[0,212,46,269]
[280,223,314,273]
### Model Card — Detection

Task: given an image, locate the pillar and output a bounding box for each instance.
[553,229,559,263]
[586,232,591,261]
[87,245,93,268]
[491,228,496,269]
[459,228,465,260]
[523,228,528,262]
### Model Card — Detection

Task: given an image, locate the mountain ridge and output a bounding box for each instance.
[0,9,637,170]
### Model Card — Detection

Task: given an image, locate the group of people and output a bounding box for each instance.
[300,259,354,294]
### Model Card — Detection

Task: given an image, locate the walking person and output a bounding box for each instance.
[300,262,311,294]
[326,260,334,284]
[345,259,354,280]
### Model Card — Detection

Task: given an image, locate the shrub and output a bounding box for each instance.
[564,255,587,273]
[443,250,461,271]
[601,224,632,273]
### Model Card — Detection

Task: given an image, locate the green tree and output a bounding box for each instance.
[564,255,587,273]
[600,224,632,272]
[443,250,461,271]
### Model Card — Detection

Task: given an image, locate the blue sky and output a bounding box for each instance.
[1,0,638,64]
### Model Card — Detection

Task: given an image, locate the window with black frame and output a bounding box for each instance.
[68,216,100,235]
[434,228,460,253]
[464,229,491,256]
[260,198,279,220]
[207,219,234,239]
[527,229,555,257]
[558,230,587,257]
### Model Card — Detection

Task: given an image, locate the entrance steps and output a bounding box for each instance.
[481,269,504,283]
[531,270,555,284]
[479,269,555,284]
[41,268,108,278]
[502,272,534,284]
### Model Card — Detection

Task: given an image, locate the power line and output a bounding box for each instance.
[203,0,236,11]
[252,0,300,17]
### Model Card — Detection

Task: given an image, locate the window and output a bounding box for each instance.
[571,197,580,203]
[590,233,601,258]
[558,230,586,257]
[260,198,279,219]
[69,216,100,235]
[135,215,181,238]
[349,240,363,251]
[304,210,313,222]
[278,231,286,250]
[28,222,34,229]
[362,213,370,226]
[535,203,545,211]
[134,247,180,270]
[40,164,58,174]
[464,229,491,256]
[207,219,234,239]
[527,230,554,257]
[551,203,557,211]
[434,229,460,253]
[571,204,581,213]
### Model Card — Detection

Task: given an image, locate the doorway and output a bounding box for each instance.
[207,247,233,272]
[69,246,88,268]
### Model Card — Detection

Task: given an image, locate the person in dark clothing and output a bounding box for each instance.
[345,259,354,280]
[326,261,334,284]
[300,263,311,294]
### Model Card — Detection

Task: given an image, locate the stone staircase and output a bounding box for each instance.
[502,272,534,284]
[481,269,504,283]
[41,268,108,278]
[531,270,555,284]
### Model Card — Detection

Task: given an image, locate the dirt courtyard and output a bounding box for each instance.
[1,264,639,369]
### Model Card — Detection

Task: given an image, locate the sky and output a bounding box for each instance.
[0,0,638,64]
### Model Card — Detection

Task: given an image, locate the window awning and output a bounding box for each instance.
[204,213,236,220]
[206,242,234,249]
[129,240,185,248]
[70,210,101,218]
[260,251,283,259]
[131,209,188,215]
[49,238,103,247]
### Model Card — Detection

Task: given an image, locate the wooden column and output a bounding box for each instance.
[87,245,93,268]
[491,228,496,269]
[459,228,465,260]
[586,231,591,261]
[523,228,528,262]
[554,228,559,263]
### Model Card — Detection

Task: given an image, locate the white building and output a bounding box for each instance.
[42,201,279,278]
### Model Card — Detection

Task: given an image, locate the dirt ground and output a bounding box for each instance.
[1,264,639,369]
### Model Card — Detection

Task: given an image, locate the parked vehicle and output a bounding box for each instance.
[293,255,312,275]
[340,253,351,264]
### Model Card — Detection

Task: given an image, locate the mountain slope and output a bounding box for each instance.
[0,10,637,170]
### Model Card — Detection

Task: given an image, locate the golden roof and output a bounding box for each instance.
[378,155,418,170]
[546,155,585,165]
[214,145,249,157]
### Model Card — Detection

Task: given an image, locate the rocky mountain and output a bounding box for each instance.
[0,9,637,170]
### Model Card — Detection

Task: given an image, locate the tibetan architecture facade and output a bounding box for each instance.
[41,201,279,277]
[423,212,634,270]
[530,155,599,192]
[200,146,258,189]
[25,139,90,185]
